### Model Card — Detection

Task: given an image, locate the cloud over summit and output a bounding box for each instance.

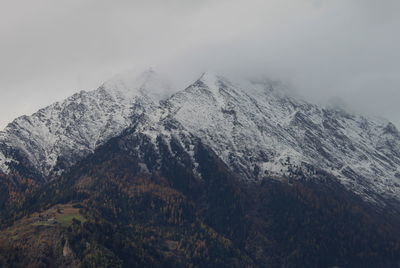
[0,0,399,128]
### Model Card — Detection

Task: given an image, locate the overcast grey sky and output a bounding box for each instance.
[1,0,400,129]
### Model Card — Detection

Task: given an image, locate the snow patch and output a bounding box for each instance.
[0,151,9,174]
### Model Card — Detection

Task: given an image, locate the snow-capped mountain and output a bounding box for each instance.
[1,70,400,204]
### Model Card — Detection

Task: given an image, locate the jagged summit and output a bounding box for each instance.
[0,69,400,204]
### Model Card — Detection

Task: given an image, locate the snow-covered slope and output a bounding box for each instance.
[164,73,400,202]
[1,70,400,204]
[0,69,169,179]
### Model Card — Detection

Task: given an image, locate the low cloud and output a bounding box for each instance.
[1,0,399,128]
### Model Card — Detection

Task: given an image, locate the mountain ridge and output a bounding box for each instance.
[0,70,400,205]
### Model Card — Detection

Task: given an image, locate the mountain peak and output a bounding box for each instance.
[198,71,221,85]
[102,68,172,102]
[0,68,172,178]
[195,72,297,101]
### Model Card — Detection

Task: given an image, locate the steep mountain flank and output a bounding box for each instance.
[1,123,399,267]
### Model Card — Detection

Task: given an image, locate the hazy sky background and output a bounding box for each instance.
[1,0,400,129]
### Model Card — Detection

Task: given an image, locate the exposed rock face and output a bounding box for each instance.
[63,240,73,258]
[1,70,400,204]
